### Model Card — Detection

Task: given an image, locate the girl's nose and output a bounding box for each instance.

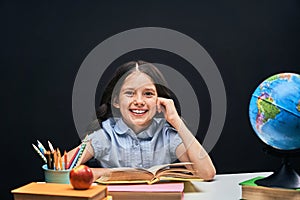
[133,100,145,106]
[133,94,145,106]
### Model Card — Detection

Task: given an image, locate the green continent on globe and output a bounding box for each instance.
[265,74,280,82]
[297,100,300,112]
[257,97,281,123]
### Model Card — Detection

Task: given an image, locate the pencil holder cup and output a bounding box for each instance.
[42,164,71,184]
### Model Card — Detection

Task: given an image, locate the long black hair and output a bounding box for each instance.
[86,60,181,133]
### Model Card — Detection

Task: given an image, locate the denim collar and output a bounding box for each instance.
[114,118,165,139]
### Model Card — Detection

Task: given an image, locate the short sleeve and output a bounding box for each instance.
[87,129,111,161]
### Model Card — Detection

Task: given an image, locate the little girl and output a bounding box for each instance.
[68,60,216,181]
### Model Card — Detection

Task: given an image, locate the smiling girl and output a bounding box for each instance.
[68,61,216,181]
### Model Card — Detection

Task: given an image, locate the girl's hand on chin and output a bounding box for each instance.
[156,97,181,129]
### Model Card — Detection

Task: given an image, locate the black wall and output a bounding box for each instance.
[2,1,300,199]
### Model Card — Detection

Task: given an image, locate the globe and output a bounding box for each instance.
[249,72,300,189]
[249,72,300,151]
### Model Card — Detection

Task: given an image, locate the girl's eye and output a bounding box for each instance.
[124,91,134,97]
[144,91,155,97]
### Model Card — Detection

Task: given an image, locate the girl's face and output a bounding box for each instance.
[113,71,158,133]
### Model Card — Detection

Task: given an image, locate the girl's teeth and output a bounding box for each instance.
[132,110,145,114]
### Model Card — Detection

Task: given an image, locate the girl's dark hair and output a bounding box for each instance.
[86,60,181,133]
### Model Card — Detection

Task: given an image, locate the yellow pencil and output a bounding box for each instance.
[57,148,63,170]
[53,150,58,170]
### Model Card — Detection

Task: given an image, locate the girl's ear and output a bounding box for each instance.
[112,96,120,108]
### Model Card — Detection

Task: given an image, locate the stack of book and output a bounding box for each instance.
[93,162,203,200]
[239,176,300,200]
[11,182,107,200]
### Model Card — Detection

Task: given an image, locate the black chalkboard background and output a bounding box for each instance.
[2,1,300,199]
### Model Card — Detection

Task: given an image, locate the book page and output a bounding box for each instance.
[99,168,154,182]
[147,162,193,174]
[156,168,194,178]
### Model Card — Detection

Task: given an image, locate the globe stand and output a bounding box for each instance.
[255,157,300,189]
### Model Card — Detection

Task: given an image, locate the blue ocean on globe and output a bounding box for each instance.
[249,72,300,150]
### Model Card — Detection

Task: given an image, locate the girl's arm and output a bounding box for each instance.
[157,97,216,180]
[67,143,109,180]
[67,142,94,166]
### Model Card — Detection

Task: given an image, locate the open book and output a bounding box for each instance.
[96,162,203,184]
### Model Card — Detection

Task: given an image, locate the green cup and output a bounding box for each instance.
[42,164,71,184]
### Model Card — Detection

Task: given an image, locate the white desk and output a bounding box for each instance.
[184,172,272,200]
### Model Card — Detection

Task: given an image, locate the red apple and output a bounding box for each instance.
[69,165,94,190]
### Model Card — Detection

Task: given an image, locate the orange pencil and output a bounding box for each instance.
[64,150,68,170]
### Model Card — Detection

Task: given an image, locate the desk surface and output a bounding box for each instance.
[184,172,272,200]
